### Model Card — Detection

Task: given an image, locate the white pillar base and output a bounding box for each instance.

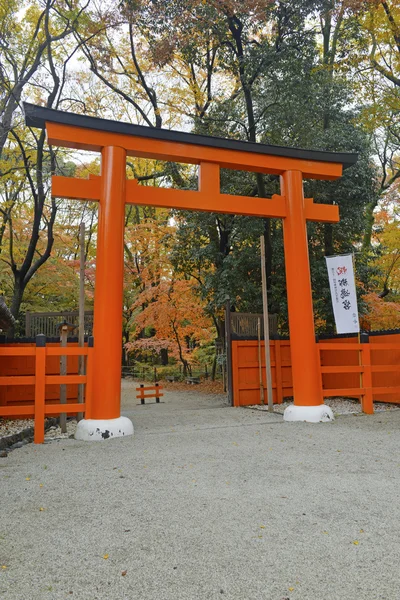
[283,404,334,423]
[75,417,134,441]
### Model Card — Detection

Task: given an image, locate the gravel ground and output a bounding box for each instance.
[0,419,34,439]
[249,397,400,415]
[1,381,400,599]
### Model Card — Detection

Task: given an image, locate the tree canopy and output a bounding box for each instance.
[0,0,399,360]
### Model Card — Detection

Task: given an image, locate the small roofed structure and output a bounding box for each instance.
[0,296,15,333]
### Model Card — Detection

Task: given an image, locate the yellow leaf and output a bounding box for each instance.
[360,529,364,533]
[25,477,30,481]
[260,525,265,529]
[353,541,359,545]
[289,587,295,592]
[103,554,109,560]
[39,484,44,488]
[1,566,7,569]
[39,507,45,511]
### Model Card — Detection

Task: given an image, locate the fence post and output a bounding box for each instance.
[34,335,46,444]
[360,333,373,414]
[225,299,233,406]
[275,339,283,404]
[140,383,145,405]
[59,325,68,433]
[85,336,94,419]
[26,311,31,337]
[155,383,160,403]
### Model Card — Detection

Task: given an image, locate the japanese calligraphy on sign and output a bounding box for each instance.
[325,254,359,334]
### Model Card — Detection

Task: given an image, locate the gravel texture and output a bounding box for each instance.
[1,381,400,599]
[0,419,34,439]
[249,397,400,416]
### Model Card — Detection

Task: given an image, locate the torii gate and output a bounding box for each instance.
[24,103,357,438]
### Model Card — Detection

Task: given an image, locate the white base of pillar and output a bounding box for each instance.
[283,404,334,423]
[75,417,134,441]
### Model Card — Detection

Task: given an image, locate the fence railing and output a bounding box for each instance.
[26,311,94,338]
[318,339,400,414]
[230,312,278,339]
[0,335,93,443]
[231,334,400,410]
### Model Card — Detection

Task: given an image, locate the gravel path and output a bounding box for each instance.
[1,382,400,599]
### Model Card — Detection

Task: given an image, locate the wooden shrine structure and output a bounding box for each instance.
[24,102,357,436]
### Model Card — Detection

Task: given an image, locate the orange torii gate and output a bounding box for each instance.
[24,103,357,438]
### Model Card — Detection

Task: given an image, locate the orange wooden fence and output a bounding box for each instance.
[232,333,400,411]
[136,384,163,404]
[0,336,93,443]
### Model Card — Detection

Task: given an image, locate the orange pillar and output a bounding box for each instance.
[281,170,323,408]
[91,146,126,420]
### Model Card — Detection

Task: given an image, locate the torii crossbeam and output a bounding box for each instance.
[24,103,357,436]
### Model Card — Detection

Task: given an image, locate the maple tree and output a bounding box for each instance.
[0,0,399,341]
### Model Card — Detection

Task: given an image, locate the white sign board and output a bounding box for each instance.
[325,254,360,334]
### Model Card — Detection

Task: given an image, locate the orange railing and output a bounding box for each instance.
[0,335,93,443]
[318,338,400,414]
[232,334,400,410]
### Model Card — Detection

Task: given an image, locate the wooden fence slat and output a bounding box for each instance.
[34,344,46,444]
[84,343,94,419]
[0,376,36,386]
[371,365,400,372]
[275,340,283,404]
[371,386,400,395]
[0,406,35,416]
[320,365,363,374]
[46,347,89,356]
[135,385,163,392]
[45,403,86,415]
[323,387,365,396]
[369,343,400,351]
[0,348,36,356]
[361,344,373,414]
[46,375,86,385]
[318,342,361,351]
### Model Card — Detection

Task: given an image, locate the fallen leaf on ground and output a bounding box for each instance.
[103,554,109,559]
[121,570,127,576]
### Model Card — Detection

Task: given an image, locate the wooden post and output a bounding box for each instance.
[34,335,46,444]
[257,318,265,405]
[140,383,145,405]
[280,171,322,407]
[85,336,94,419]
[275,339,283,404]
[260,236,274,412]
[91,146,126,420]
[26,311,31,337]
[225,300,233,406]
[78,221,85,420]
[360,332,373,414]
[59,324,68,433]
